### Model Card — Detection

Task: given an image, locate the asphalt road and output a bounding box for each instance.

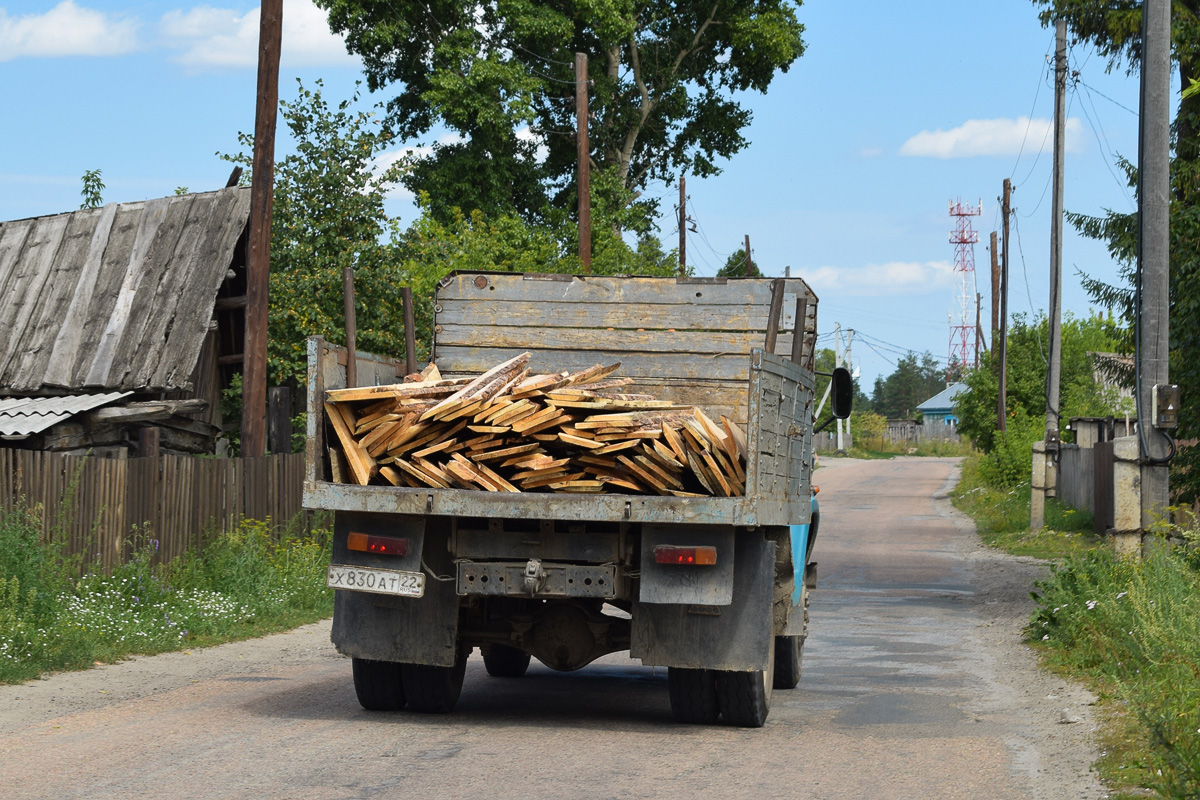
[0,457,1104,800]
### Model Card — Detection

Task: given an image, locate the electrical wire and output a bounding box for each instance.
[1010,41,1055,182]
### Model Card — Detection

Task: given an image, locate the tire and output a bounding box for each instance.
[401,648,469,713]
[773,634,804,690]
[715,638,774,728]
[483,644,531,678]
[351,658,406,711]
[667,668,719,724]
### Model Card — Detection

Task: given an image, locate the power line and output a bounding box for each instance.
[1078,80,1137,116]
[1010,39,1055,181]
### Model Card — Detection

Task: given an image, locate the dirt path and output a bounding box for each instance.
[0,457,1104,799]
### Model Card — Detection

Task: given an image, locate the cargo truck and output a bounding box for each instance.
[305,272,850,727]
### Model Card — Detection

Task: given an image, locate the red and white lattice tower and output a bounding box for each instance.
[948,198,982,376]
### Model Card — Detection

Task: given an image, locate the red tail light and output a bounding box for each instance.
[347,532,409,556]
[654,545,717,565]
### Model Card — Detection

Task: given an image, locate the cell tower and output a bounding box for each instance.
[948,198,982,378]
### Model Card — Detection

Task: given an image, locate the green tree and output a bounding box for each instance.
[870,352,945,420]
[1030,0,1200,501]
[316,0,806,223]
[221,80,416,385]
[717,249,754,277]
[955,312,1127,455]
[80,169,104,209]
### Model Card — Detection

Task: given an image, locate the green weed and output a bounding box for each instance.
[0,507,333,683]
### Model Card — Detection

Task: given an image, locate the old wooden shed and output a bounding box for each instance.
[0,186,252,455]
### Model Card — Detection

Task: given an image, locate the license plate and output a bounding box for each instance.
[326,565,425,598]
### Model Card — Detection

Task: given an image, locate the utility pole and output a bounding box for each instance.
[342,266,357,389]
[242,0,282,458]
[834,323,845,453]
[1139,0,1172,533]
[998,178,1012,434]
[678,177,686,276]
[1033,18,1067,532]
[575,52,591,273]
[990,231,1000,349]
[744,235,754,276]
[974,292,982,366]
[845,329,855,445]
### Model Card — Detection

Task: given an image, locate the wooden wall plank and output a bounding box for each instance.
[436,299,801,332]
[436,346,751,383]
[437,324,794,357]
[437,273,817,308]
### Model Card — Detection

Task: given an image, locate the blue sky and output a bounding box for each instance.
[0,0,1155,389]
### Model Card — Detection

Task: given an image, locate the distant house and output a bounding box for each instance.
[917,382,968,427]
[0,186,252,456]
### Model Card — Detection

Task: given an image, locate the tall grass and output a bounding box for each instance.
[1031,544,1200,797]
[0,505,332,683]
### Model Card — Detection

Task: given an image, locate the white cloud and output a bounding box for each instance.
[0,1,139,61]
[860,146,883,159]
[805,261,956,296]
[900,117,1083,159]
[371,134,465,199]
[516,126,549,163]
[161,0,356,70]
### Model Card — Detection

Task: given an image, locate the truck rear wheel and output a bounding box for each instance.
[351,658,406,711]
[773,634,804,689]
[402,648,469,713]
[483,644,531,677]
[667,668,719,724]
[715,638,774,727]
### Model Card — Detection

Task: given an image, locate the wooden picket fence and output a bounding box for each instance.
[0,449,305,570]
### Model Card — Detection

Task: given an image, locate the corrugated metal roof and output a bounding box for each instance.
[917,382,968,413]
[0,186,251,393]
[0,391,133,438]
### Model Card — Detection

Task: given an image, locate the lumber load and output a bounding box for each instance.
[324,355,747,496]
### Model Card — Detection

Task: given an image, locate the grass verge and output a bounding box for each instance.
[0,506,332,683]
[953,453,1200,798]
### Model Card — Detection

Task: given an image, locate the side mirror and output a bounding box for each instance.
[831,367,853,419]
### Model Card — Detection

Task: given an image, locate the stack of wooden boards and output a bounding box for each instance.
[323,353,748,497]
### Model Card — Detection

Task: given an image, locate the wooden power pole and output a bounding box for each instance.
[242,0,282,458]
[990,231,1000,349]
[744,235,754,276]
[998,178,1011,434]
[576,52,591,273]
[678,177,687,275]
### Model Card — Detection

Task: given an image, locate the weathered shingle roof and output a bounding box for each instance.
[0,186,251,394]
[917,382,968,413]
[0,392,132,438]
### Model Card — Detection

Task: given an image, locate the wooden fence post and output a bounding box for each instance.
[268,386,293,454]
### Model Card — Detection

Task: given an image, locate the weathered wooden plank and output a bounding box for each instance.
[437,324,795,357]
[103,194,196,388]
[42,204,120,388]
[437,300,802,332]
[0,220,36,341]
[435,346,750,383]
[65,203,144,387]
[6,209,104,388]
[0,214,70,382]
[82,198,170,387]
[131,192,222,388]
[149,187,251,389]
[437,273,817,309]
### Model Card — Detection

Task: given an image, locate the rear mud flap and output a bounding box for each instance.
[630,533,775,672]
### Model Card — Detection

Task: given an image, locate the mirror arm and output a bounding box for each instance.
[814,416,836,433]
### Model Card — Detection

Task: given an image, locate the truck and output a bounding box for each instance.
[304,271,851,727]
